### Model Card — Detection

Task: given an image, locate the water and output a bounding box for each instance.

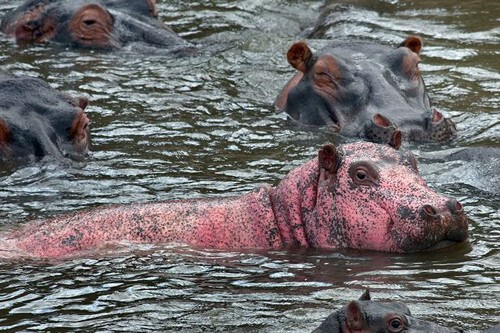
[0,0,498,331]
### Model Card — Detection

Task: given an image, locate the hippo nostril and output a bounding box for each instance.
[422,204,438,218]
[373,113,393,128]
[83,19,96,26]
[431,108,443,123]
[446,199,463,213]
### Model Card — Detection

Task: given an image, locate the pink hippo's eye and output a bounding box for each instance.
[349,162,379,186]
[356,170,367,181]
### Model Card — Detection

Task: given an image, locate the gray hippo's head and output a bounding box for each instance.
[275,36,457,143]
[312,289,464,333]
[0,0,192,52]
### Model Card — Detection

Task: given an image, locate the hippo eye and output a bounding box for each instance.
[356,170,367,181]
[349,162,379,186]
[387,316,405,333]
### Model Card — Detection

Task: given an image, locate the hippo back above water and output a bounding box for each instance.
[0,71,90,167]
[0,0,193,52]
[275,36,457,142]
[312,289,464,333]
[0,137,468,259]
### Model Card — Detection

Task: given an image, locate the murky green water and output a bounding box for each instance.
[0,0,498,332]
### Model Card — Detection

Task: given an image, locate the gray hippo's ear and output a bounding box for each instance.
[346,301,366,330]
[358,289,371,301]
[287,41,313,73]
[399,35,423,54]
[0,118,9,149]
[318,143,341,174]
[388,129,402,150]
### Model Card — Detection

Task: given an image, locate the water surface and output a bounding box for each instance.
[0,0,498,332]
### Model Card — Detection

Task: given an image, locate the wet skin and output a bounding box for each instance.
[312,289,464,333]
[0,0,193,52]
[0,135,468,259]
[275,36,457,143]
[0,71,90,167]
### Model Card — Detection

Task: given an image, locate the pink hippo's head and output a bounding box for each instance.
[310,134,468,252]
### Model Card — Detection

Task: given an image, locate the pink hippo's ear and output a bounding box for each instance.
[318,143,341,174]
[388,129,403,150]
[287,41,313,73]
[399,35,423,54]
[346,301,366,330]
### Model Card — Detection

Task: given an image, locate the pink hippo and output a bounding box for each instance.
[0,136,468,258]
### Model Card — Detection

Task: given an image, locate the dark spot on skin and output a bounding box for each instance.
[397,206,417,222]
[61,229,83,247]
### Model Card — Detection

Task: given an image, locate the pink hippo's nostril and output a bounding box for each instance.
[421,204,438,218]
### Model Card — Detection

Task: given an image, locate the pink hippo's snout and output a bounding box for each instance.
[416,198,468,250]
[389,194,469,253]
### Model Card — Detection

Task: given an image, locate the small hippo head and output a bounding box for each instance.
[311,134,468,252]
[0,0,190,50]
[275,36,457,142]
[0,72,91,165]
[313,289,464,333]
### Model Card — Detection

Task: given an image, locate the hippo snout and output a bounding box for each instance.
[425,108,457,141]
[419,198,468,245]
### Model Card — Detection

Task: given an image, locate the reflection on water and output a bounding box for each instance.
[0,0,498,332]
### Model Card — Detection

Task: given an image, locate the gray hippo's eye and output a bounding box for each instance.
[388,317,404,332]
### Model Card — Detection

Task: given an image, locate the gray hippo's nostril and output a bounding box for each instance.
[421,204,438,218]
[431,108,443,123]
[83,19,96,26]
[446,199,463,213]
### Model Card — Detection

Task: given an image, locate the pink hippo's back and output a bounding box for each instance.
[6,187,283,258]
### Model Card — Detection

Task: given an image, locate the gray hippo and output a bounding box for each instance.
[275,36,457,142]
[484,324,500,333]
[312,289,464,333]
[0,0,192,52]
[0,136,468,259]
[0,71,90,167]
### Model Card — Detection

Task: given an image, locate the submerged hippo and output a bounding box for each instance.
[0,0,192,52]
[312,289,464,333]
[275,36,457,142]
[0,71,90,167]
[0,136,468,258]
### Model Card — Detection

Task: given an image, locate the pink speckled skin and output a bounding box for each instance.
[1,142,468,258]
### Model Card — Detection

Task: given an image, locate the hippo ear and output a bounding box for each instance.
[318,143,341,174]
[388,130,402,150]
[358,289,371,301]
[287,41,313,73]
[346,301,365,330]
[78,97,89,110]
[70,111,90,153]
[399,35,423,54]
[0,118,9,148]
